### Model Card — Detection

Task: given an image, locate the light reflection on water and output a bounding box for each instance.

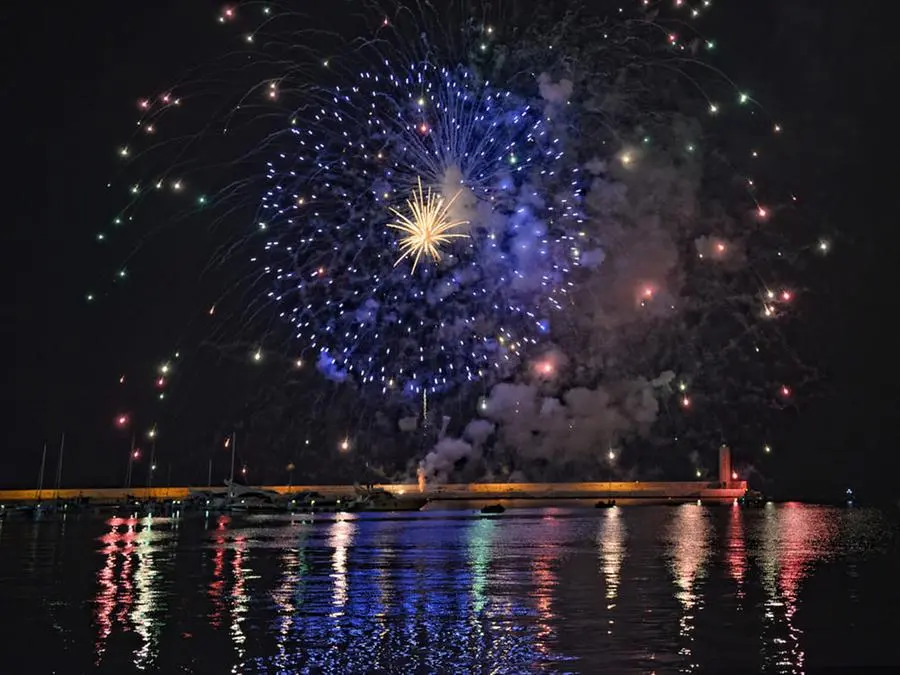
[598,507,625,633]
[0,504,895,673]
[668,505,711,672]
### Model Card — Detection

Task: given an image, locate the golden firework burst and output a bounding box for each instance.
[387,177,469,272]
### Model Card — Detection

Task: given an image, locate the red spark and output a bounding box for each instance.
[780,385,791,398]
[535,361,554,376]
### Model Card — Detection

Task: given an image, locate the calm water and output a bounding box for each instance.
[0,504,897,673]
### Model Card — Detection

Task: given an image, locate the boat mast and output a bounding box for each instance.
[37,442,47,502]
[228,432,236,499]
[54,433,65,498]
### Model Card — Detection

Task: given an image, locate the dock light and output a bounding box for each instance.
[339,438,350,452]
[133,450,140,459]
[116,414,129,428]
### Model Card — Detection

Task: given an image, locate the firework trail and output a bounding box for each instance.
[96,1,823,482]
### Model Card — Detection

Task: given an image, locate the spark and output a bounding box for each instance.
[386,178,469,273]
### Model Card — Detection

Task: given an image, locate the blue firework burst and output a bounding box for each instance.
[259,60,585,396]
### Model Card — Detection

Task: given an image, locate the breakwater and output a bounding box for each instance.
[0,479,748,505]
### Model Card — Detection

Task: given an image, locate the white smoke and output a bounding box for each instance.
[418,418,496,483]
[439,165,478,232]
[423,371,675,483]
[537,73,574,105]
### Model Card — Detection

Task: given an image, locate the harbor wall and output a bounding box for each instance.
[0,480,748,504]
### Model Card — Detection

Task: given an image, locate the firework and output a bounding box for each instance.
[258,57,585,396]
[386,178,470,272]
[98,1,823,477]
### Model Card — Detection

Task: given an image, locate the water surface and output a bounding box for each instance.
[0,504,897,673]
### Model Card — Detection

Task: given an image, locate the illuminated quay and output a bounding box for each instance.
[0,449,748,506]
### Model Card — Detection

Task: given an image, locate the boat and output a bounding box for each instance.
[344,486,427,512]
[738,489,766,508]
[480,503,505,515]
[594,499,616,509]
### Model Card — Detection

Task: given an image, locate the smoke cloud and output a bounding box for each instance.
[422,371,675,483]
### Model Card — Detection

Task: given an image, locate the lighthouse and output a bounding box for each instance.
[718,445,733,487]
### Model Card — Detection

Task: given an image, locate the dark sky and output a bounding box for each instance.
[4,2,896,496]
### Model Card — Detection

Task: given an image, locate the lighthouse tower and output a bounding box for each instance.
[718,445,733,487]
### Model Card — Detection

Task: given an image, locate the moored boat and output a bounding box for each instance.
[344,486,427,512]
[480,503,505,515]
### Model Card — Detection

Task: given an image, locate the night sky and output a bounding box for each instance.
[4,2,896,498]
